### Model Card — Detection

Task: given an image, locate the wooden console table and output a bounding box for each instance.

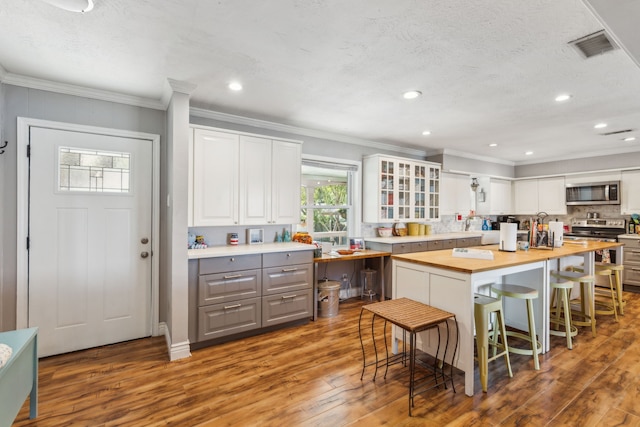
[358,298,458,416]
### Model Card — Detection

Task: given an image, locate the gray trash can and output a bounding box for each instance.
[318,280,341,318]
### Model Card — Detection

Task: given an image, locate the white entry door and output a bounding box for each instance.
[28,126,153,357]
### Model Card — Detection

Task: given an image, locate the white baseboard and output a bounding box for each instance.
[160,321,192,361]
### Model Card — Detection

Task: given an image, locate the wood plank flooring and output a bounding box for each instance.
[14,291,640,426]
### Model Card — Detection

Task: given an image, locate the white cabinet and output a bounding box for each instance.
[192,129,240,226]
[363,154,440,223]
[239,136,302,225]
[621,170,640,214]
[513,177,566,215]
[476,177,512,215]
[191,127,302,227]
[440,172,471,216]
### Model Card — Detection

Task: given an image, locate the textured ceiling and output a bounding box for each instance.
[1,0,640,165]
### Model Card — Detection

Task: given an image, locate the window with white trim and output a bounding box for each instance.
[300,158,358,247]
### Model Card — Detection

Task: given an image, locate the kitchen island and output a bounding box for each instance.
[391,240,623,396]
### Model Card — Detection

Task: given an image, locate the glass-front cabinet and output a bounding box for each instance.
[363,154,441,223]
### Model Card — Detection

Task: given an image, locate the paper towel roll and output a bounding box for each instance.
[549,221,563,247]
[499,223,517,252]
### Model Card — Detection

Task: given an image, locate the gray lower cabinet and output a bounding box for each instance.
[262,251,313,326]
[197,254,262,341]
[194,250,313,344]
[620,236,640,290]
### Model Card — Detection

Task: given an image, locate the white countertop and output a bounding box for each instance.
[364,230,528,245]
[188,242,314,259]
[364,232,481,244]
[618,234,640,239]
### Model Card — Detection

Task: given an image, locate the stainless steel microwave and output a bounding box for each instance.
[565,181,620,205]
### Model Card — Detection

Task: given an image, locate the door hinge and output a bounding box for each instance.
[27,144,31,158]
[26,236,30,250]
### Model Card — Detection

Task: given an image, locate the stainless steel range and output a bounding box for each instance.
[564,218,626,262]
[565,218,626,242]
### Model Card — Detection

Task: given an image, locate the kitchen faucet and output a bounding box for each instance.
[464,215,483,231]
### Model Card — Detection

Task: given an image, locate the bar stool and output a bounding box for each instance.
[474,294,512,392]
[570,266,618,322]
[490,284,542,370]
[550,270,596,338]
[596,263,625,316]
[549,280,578,349]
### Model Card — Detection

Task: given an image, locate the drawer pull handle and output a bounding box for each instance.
[224,304,242,310]
[631,268,640,272]
[282,268,298,272]
[281,295,297,300]
[224,274,242,279]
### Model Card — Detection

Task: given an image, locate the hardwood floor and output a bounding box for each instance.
[14,291,640,426]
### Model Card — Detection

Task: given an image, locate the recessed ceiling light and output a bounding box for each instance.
[422,130,431,136]
[555,94,572,102]
[228,82,243,91]
[489,143,498,147]
[403,90,422,99]
[594,123,607,129]
[624,137,636,142]
[43,0,94,13]
[525,151,534,156]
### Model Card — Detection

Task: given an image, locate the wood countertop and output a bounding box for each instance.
[391,241,623,274]
[314,249,391,263]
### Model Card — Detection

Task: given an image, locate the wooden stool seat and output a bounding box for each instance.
[551,270,597,337]
[474,294,512,392]
[549,280,578,349]
[490,283,542,370]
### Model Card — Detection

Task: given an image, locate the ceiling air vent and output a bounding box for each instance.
[569,30,618,58]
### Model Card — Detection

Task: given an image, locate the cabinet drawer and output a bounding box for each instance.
[392,243,413,254]
[410,241,429,252]
[198,297,261,342]
[621,237,640,249]
[623,248,640,264]
[199,254,262,275]
[263,250,313,268]
[262,263,312,295]
[623,264,640,285]
[262,288,312,327]
[456,237,481,248]
[428,239,456,251]
[198,269,261,306]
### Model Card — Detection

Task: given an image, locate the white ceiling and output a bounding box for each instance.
[2,0,640,165]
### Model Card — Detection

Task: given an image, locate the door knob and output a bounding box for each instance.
[141,237,149,244]
[140,251,149,258]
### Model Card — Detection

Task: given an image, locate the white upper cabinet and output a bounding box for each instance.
[475,177,512,216]
[363,154,440,223]
[440,172,471,216]
[269,139,303,224]
[192,128,240,226]
[513,177,566,215]
[191,127,302,227]
[621,170,640,214]
[537,177,566,215]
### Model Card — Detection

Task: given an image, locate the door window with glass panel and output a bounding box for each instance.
[300,160,356,246]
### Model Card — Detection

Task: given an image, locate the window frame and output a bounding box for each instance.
[301,154,361,248]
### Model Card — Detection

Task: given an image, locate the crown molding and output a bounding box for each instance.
[0,71,165,110]
[514,144,640,166]
[439,148,516,166]
[162,78,198,105]
[190,107,430,158]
